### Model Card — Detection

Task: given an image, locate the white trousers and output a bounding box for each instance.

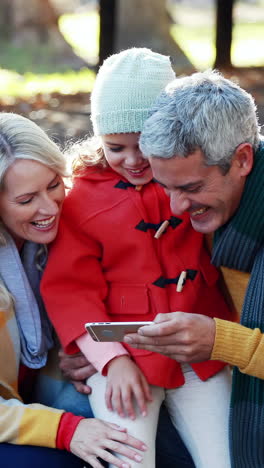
[87,365,232,468]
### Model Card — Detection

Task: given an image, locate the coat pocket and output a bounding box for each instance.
[107,283,150,318]
[106,283,153,357]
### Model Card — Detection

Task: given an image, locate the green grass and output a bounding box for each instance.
[171,22,264,69]
[0,68,95,99]
[171,25,214,70]
[0,7,263,98]
[0,12,98,99]
[232,23,264,67]
[58,11,99,62]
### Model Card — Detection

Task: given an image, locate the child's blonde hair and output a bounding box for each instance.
[67,136,107,176]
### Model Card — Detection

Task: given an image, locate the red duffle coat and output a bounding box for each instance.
[41,166,234,389]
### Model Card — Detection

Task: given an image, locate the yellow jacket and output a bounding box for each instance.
[0,305,63,447]
[211,266,264,379]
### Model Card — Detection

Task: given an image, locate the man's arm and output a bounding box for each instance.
[124,312,216,362]
[212,318,264,379]
[124,312,264,379]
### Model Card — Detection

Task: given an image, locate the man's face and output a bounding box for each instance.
[150,147,252,233]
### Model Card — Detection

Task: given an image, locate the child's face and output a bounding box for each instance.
[101,133,153,185]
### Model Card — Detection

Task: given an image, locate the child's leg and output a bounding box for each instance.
[165,364,232,468]
[156,403,195,468]
[87,372,164,468]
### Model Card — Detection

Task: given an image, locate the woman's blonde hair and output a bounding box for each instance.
[0,281,13,311]
[0,113,68,187]
[0,112,69,242]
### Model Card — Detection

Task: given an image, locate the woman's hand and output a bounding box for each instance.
[106,356,152,420]
[70,418,147,468]
[58,348,97,394]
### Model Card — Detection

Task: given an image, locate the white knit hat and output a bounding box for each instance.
[91,47,176,135]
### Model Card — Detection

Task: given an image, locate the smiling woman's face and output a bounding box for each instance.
[0,159,65,249]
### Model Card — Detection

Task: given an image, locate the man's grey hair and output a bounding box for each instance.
[139,69,261,172]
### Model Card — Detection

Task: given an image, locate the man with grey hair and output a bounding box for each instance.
[124,70,264,468]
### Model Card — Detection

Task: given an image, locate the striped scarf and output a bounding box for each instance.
[212,140,264,467]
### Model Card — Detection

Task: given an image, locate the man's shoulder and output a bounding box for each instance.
[256,138,264,155]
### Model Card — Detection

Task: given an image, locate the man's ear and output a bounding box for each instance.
[233,142,254,176]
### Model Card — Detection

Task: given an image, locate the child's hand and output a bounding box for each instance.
[105,356,152,420]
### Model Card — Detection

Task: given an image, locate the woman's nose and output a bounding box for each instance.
[39,195,59,215]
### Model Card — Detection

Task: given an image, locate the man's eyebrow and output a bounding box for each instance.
[153,177,202,191]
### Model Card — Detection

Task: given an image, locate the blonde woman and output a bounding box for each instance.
[0,112,146,468]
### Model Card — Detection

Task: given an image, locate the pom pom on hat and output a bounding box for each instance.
[91,47,176,135]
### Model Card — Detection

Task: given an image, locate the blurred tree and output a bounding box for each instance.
[214,0,235,68]
[0,0,85,68]
[99,0,194,73]
[99,0,117,65]
[0,0,12,40]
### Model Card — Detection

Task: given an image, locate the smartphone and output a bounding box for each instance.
[85,321,153,342]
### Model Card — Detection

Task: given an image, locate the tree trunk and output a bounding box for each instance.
[99,0,117,66]
[8,0,59,43]
[113,0,194,74]
[0,0,13,40]
[214,0,234,69]
[1,0,86,68]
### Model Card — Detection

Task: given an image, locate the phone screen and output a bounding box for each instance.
[85,321,153,342]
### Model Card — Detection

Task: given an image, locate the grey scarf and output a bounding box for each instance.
[0,230,54,368]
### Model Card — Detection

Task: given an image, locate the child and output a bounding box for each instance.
[42,48,234,468]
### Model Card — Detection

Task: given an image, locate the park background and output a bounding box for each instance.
[0,0,263,146]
